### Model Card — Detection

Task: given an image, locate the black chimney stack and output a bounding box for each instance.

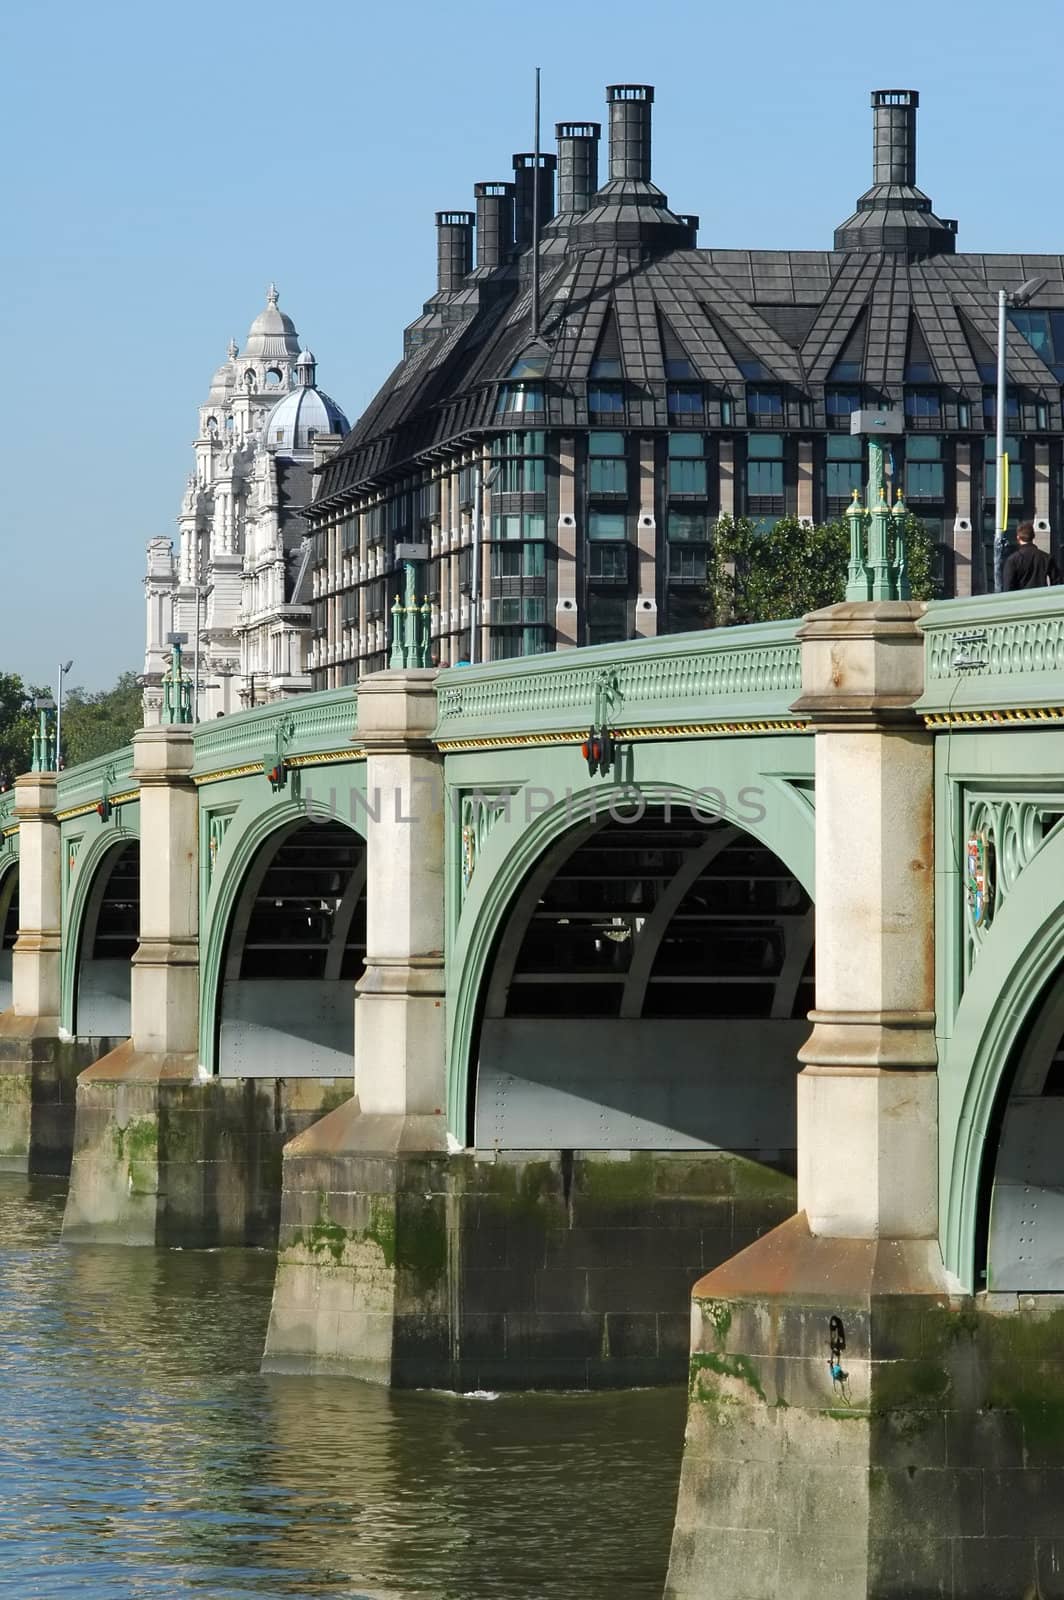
[555,121,600,216]
[436,211,474,292]
[606,84,653,183]
[512,152,556,249]
[872,88,918,186]
[474,182,515,268]
[833,87,956,258]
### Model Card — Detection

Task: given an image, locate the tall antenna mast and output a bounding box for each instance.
[531,65,541,339]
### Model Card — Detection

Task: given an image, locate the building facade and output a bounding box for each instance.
[306,83,1064,682]
[143,287,349,721]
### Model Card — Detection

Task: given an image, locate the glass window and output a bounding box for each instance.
[588,431,625,455]
[667,386,704,414]
[492,431,546,457]
[906,463,944,498]
[588,383,624,413]
[493,512,546,540]
[587,593,627,646]
[588,458,627,493]
[748,389,783,416]
[905,359,936,383]
[829,358,862,383]
[737,358,769,380]
[721,398,734,426]
[907,436,941,461]
[589,357,623,379]
[826,460,863,498]
[826,388,860,416]
[748,433,784,458]
[905,390,942,420]
[589,545,628,580]
[665,357,696,380]
[667,510,710,542]
[495,457,546,493]
[668,434,704,457]
[669,545,708,581]
[588,511,626,541]
[496,383,544,414]
[983,388,1020,424]
[508,353,549,378]
[826,435,862,460]
[958,401,971,429]
[748,460,784,496]
[669,458,708,495]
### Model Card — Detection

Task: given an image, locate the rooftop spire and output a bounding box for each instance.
[267,282,279,306]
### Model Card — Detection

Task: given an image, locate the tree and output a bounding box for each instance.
[0,675,47,790]
[706,512,938,626]
[60,672,143,768]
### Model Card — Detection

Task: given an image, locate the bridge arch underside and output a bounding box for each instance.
[0,866,17,1012]
[74,842,139,1037]
[216,818,366,1078]
[982,962,1064,1292]
[472,806,814,1157]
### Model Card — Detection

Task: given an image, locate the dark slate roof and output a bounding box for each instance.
[312,244,1064,509]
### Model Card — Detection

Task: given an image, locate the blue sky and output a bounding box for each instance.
[2,0,1060,691]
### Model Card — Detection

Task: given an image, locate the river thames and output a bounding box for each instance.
[0,1175,686,1598]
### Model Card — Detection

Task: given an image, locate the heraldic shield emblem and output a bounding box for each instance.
[966,830,994,929]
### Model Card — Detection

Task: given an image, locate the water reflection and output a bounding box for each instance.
[0,1177,685,1598]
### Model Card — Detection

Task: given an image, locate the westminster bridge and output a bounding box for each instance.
[2,588,1064,1597]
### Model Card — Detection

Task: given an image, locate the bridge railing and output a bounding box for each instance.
[55,747,137,815]
[191,687,360,779]
[433,620,805,745]
[916,589,1064,724]
[0,788,16,832]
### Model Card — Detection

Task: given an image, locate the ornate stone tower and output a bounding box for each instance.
[141,287,349,723]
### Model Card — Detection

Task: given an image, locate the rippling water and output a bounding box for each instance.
[0,1176,685,1598]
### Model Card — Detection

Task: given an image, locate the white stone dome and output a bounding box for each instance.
[244,284,301,360]
[263,380,349,454]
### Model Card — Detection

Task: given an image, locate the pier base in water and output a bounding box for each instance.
[0,1012,122,1175]
[666,1212,1064,1600]
[263,1098,796,1389]
[61,1042,350,1246]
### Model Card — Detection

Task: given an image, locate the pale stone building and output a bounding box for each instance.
[142,287,349,721]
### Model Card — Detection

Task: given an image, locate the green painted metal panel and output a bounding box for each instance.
[917,591,1064,720]
[434,621,804,746]
[192,687,360,779]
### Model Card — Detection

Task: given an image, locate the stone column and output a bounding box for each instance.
[63,725,200,1244]
[129,727,198,1060]
[264,669,449,1380]
[555,435,578,647]
[953,440,974,598]
[10,772,61,1026]
[666,602,960,1600]
[352,671,446,1123]
[635,435,658,637]
[797,436,814,524]
[717,438,735,518]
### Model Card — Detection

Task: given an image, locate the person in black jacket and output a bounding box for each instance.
[1003,522,1061,590]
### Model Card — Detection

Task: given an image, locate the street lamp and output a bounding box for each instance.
[994,275,1046,591]
[55,659,73,771]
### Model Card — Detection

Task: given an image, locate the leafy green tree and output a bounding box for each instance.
[706,513,938,626]
[60,672,143,768]
[0,674,47,790]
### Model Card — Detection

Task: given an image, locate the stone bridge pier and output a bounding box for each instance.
[666,600,1064,1600]
[0,771,124,1172]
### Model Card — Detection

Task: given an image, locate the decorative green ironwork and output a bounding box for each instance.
[30,704,56,773]
[844,438,907,602]
[162,640,193,724]
[389,559,431,670]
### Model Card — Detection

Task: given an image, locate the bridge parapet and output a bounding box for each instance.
[433,620,804,747]
[191,687,360,781]
[55,747,136,818]
[0,789,16,835]
[917,589,1064,725]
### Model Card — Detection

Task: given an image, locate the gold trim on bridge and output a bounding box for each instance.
[435,719,811,753]
[1,825,18,838]
[922,706,1064,729]
[56,788,140,822]
[192,749,365,787]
